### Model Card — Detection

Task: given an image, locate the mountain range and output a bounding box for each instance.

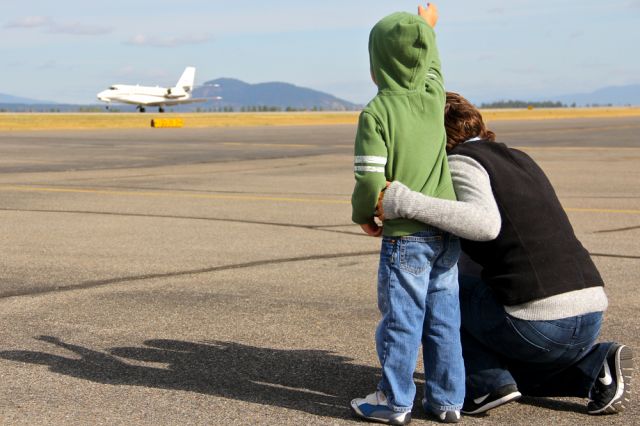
[551,85,640,106]
[0,93,53,104]
[1,82,640,110]
[192,78,360,111]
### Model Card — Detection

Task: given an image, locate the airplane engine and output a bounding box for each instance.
[166,88,187,98]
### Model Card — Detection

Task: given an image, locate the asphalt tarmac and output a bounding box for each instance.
[0,116,638,425]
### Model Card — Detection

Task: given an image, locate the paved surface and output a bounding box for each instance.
[0,116,638,425]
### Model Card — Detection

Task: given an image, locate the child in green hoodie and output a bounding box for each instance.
[350,4,464,424]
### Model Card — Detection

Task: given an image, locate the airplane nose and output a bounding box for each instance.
[97,91,109,101]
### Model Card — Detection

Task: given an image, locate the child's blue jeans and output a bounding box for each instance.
[376,229,465,413]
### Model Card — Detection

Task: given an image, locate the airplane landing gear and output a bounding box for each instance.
[159,107,165,113]
[137,106,146,113]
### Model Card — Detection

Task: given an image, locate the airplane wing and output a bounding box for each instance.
[108,95,207,107]
[107,95,163,106]
[157,98,208,106]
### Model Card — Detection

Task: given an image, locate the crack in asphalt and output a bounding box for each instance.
[0,183,350,198]
[0,208,362,236]
[1,209,637,301]
[590,253,640,260]
[0,250,380,300]
[4,249,635,300]
[594,225,640,234]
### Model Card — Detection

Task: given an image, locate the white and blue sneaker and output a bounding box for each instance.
[350,390,411,425]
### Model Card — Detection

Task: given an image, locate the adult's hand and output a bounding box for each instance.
[375,181,391,221]
[360,221,382,237]
[418,3,438,28]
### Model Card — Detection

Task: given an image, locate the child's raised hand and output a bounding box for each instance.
[418,3,438,28]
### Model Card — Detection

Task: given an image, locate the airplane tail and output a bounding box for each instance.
[175,66,196,93]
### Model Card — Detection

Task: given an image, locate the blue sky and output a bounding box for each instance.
[1,0,639,104]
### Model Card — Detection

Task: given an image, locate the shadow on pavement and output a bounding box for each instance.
[0,336,594,420]
[0,336,379,420]
[517,396,586,414]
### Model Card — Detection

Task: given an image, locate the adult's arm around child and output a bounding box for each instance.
[382,155,501,241]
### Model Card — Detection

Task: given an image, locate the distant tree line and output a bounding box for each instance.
[479,100,621,109]
[1,104,333,113]
[479,100,567,109]
[195,105,328,113]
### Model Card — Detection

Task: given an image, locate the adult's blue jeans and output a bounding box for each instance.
[459,274,612,399]
[376,229,464,412]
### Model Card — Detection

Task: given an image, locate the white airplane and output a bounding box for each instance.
[97,66,209,113]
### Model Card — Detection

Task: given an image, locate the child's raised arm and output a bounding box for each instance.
[419,3,445,103]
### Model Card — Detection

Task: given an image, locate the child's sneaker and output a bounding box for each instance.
[350,390,411,425]
[422,398,461,423]
[587,344,633,414]
[428,408,461,423]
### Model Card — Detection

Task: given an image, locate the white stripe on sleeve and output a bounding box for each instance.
[354,156,387,165]
[354,165,385,173]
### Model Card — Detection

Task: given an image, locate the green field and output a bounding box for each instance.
[0,108,639,131]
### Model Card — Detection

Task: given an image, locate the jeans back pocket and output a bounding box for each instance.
[398,235,441,276]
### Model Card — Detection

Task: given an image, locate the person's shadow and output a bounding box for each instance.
[0,336,382,420]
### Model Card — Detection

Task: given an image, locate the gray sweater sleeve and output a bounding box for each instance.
[382,155,501,241]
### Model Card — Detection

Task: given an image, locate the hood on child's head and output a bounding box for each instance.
[369,12,431,92]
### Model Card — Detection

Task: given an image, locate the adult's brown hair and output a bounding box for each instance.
[444,92,496,151]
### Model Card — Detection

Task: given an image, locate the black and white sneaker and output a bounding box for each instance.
[461,384,522,415]
[587,344,633,415]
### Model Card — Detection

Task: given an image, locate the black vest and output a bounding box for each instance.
[450,140,604,305]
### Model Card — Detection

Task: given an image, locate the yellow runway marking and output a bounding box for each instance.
[223,142,310,148]
[1,185,639,214]
[518,146,640,151]
[0,185,348,205]
[498,124,640,135]
[565,207,640,214]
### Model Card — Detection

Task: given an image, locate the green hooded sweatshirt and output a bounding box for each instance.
[351,12,455,237]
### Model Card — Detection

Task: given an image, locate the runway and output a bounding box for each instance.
[0,116,638,174]
[0,116,638,425]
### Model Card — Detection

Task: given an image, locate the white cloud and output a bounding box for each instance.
[125,33,212,47]
[4,16,112,35]
[38,59,58,70]
[47,22,112,35]
[4,16,51,28]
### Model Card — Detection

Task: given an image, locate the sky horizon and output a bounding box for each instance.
[1,1,639,105]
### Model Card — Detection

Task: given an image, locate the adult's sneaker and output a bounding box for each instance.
[588,344,633,414]
[350,390,411,425]
[461,383,522,415]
